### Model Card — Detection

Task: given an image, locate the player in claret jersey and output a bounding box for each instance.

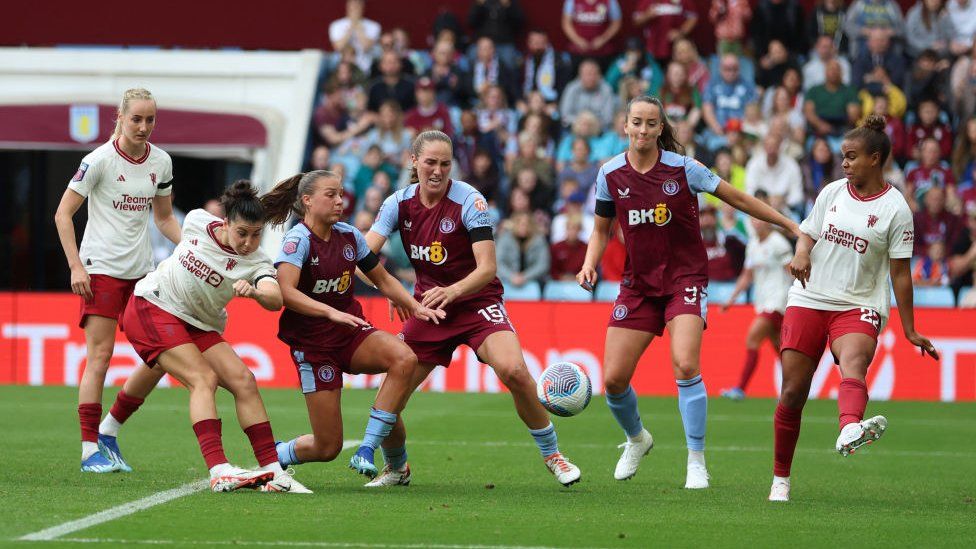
[259,170,443,484]
[768,115,939,502]
[576,96,800,489]
[118,181,310,493]
[54,88,180,473]
[366,130,582,487]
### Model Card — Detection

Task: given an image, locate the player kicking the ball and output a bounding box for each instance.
[769,115,939,502]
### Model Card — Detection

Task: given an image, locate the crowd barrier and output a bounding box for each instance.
[2,292,974,401]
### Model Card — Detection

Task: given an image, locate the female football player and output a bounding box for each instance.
[260,170,444,483]
[576,96,801,489]
[769,115,939,502]
[364,130,582,487]
[54,88,180,473]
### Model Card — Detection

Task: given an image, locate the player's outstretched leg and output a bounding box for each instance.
[832,335,881,457]
[78,316,120,473]
[97,366,164,472]
[770,348,817,502]
[669,316,709,489]
[603,327,655,481]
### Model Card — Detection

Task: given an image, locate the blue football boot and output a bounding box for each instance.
[81,450,120,473]
[98,434,133,472]
[348,446,378,479]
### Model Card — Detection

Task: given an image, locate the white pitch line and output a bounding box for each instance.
[51,539,599,549]
[18,440,361,542]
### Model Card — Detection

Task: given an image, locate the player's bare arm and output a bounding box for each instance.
[277,262,367,328]
[421,239,497,309]
[232,278,282,312]
[889,258,939,360]
[364,262,445,324]
[152,194,182,245]
[577,214,612,291]
[711,180,802,238]
[54,188,93,301]
[789,234,814,288]
[364,230,412,322]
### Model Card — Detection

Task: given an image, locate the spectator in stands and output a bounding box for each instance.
[844,0,906,57]
[946,0,976,54]
[860,94,908,164]
[514,167,555,214]
[948,204,976,301]
[951,116,976,181]
[913,241,951,286]
[804,59,861,146]
[496,211,550,288]
[704,147,745,208]
[803,35,852,91]
[367,51,415,112]
[802,137,844,197]
[467,148,501,201]
[556,110,604,169]
[509,130,555,189]
[756,40,801,92]
[672,38,710,95]
[906,49,951,111]
[741,102,769,141]
[701,205,746,282]
[467,36,519,105]
[361,100,412,165]
[467,0,524,69]
[520,29,571,108]
[553,177,582,213]
[308,145,331,172]
[751,0,806,56]
[914,186,961,257]
[516,94,560,143]
[851,30,906,90]
[550,214,589,281]
[950,47,976,122]
[762,66,804,119]
[358,186,385,218]
[552,194,595,241]
[561,0,623,72]
[605,36,665,94]
[351,144,397,197]
[329,0,382,73]
[327,60,368,103]
[596,110,629,161]
[745,133,805,214]
[558,138,600,196]
[369,31,417,78]
[633,0,699,66]
[476,84,517,148]
[315,83,351,149]
[907,99,954,160]
[710,0,752,55]
[702,54,758,151]
[907,138,957,205]
[455,109,502,177]
[427,39,470,108]
[404,77,454,136]
[806,0,848,54]
[769,86,806,147]
[676,119,712,166]
[559,60,617,131]
[906,0,957,58]
[657,62,702,128]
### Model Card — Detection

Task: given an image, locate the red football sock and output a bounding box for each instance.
[773,403,803,477]
[838,378,868,429]
[192,419,228,469]
[109,390,145,424]
[243,421,278,467]
[737,349,760,390]
[78,403,101,443]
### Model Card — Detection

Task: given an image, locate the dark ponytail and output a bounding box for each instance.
[845,114,891,166]
[626,95,685,155]
[221,180,264,223]
[260,170,336,227]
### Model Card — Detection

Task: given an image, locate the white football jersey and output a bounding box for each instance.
[788,179,914,321]
[135,209,277,333]
[744,231,793,314]
[67,139,173,279]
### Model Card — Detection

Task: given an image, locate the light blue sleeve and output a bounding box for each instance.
[352,226,372,262]
[608,0,622,20]
[461,190,494,232]
[684,157,720,194]
[595,165,612,202]
[563,0,575,16]
[275,228,310,269]
[370,193,400,237]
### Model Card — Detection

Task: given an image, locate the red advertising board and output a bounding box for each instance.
[2,292,974,401]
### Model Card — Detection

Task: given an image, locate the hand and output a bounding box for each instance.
[721,301,732,312]
[70,264,93,302]
[233,279,257,299]
[906,330,939,360]
[576,265,598,291]
[412,304,447,324]
[421,285,461,309]
[788,222,804,241]
[324,307,371,328]
[388,298,411,322]
[789,252,811,288]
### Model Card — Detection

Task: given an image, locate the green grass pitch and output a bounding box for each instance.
[1,385,974,548]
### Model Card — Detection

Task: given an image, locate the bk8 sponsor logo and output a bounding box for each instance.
[627,203,672,226]
[410,241,448,265]
[312,270,352,294]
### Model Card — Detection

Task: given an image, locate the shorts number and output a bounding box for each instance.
[684,286,700,305]
[477,304,508,324]
[859,308,880,330]
[902,230,914,243]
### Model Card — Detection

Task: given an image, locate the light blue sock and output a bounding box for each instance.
[277,438,300,466]
[677,375,707,451]
[361,408,397,450]
[529,423,559,457]
[382,446,408,470]
[606,386,644,438]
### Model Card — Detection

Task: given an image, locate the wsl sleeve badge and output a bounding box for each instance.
[72,162,90,182]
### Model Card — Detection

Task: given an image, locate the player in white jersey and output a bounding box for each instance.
[720,210,794,401]
[116,181,310,493]
[769,115,940,502]
[54,88,180,473]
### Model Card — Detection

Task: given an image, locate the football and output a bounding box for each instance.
[536,362,592,417]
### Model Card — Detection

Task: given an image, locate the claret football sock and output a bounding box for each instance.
[79,403,102,460]
[99,390,145,436]
[529,423,559,458]
[773,403,803,477]
[244,421,279,468]
[606,386,644,439]
[837,378,868,429]
[361,408,397,450]
[738,349,760,390]
[676,375,707,451]
[192,418,229,470]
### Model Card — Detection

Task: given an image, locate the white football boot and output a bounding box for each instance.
[836,415,888,457]
[544,453,581,486]
[768,477,791,502]
[209,466,275,492]
[364,464,412,487]
[259,469,313,493]
[614,429,654,480]
[684,455,710,489]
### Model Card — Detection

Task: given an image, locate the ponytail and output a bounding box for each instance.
[626,95,685,155]
[113,88,155,139]
[409,130,453,184]
[221,180,265,223]
[260,170,336,227]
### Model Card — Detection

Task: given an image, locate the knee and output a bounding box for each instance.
[672,359,700,380]
[87,344,115,368]
[311,439,342,462]
[186,368,219,394]
[386,351,418,381]
[224,367,258,396]
[603,373,631,396]
[495,362,533,391]
[779,383,807,408]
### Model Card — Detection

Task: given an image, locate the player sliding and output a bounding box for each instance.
[719,213,794,401]
[54,88,180,473]
[260,170,443,483]
[364,130,582,487]
[576,96,801,488]
[118,181,310,493]
[769,115,939,502]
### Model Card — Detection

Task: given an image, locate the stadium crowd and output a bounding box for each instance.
[301,0,976,306]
